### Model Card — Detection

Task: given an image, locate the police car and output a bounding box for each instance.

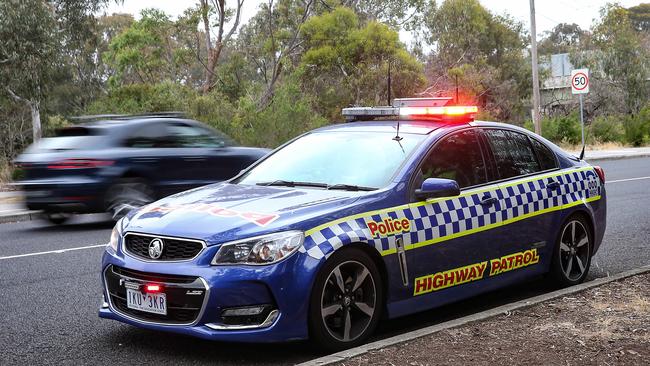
[100,98,606,350]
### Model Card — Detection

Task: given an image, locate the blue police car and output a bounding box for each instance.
[99,98,606,350]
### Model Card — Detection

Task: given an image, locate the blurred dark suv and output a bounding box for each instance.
[13,114,269,224]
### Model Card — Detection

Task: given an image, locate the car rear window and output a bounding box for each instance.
[530,138,558,171]
[484,129,541,179]
[24,127,106,153]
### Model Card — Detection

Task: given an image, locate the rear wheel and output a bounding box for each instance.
[105,178,154,221]
[549,215,592,286]
[43,212,70,225]
[309,247,383,351]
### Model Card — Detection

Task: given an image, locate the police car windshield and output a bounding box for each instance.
[237,131,425,189]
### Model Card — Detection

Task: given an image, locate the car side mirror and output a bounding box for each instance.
[414,178,460,200]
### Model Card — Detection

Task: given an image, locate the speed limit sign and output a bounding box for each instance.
[571,68,589,94]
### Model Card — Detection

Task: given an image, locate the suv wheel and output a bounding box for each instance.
[106,178,154,221]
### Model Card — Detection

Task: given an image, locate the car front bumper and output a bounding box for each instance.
[99,245,319,343]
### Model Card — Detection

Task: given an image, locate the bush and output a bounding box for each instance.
[590,115,624,143]
[44,115,71,137]
[623,107,650,146]
[86,81,197,115]
[524,114,581,144]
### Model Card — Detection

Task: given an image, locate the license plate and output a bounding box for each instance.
[126,289,167,315]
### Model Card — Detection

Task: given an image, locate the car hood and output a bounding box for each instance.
[125,183,365,245]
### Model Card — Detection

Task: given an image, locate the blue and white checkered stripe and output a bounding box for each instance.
[299,167,601,260]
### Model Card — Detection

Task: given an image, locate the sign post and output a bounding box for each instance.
[571,68,589,149]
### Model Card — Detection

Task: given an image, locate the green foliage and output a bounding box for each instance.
[538,23,587,55]
[228,79,328,148]
[300,7,425,119]
[423,0,530,121]
[44,115,71,137]
[623,106,650,147]
[87,81,198,115]
[590,115,625,143]
[524,114,581,144]
[591,4,649,114]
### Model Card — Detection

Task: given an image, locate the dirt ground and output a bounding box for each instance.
[337,272,650,366]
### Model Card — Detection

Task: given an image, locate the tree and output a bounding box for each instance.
[538,23,588,55]
[628,3,650,32]
[199,0,244,93]
[422,0,530,121]
[317,0,426,31]
[0,0,109,141]
[590,4,649,114]
[104,9,197,86]
[299,7,425,119]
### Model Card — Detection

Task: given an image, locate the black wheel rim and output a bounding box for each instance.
[559,220,590,281]
[320,260,376,342]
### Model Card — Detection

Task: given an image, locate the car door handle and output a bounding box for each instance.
[133,157,158,163]
[547,179,561,190]
[480,195,497,206]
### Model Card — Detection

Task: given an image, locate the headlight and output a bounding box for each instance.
[108,225,120,252]
[107,217,128,252]
[212,231,304,265]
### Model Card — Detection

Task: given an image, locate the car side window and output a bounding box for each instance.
[414,129,488,190]
[167,124,228,148]
[530,137,558,171]
[484,129,541,179]
[124,124,173,148]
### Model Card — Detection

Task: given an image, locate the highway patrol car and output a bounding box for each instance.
[100,98,606,350]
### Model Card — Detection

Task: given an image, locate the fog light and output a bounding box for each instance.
[222,305,266,317]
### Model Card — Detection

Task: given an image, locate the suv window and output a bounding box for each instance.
[167,124,230,148]
[414,129,488,190]
[530,138,558,171]
[484,129,541,179]
[125,124,172,148]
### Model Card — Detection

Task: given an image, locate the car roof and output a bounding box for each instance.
[313,120,452,135]
[312,119,533,135]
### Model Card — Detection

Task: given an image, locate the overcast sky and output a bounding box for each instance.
[104,0,646,42]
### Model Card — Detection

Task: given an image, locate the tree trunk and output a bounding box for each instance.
[30,101,41,141]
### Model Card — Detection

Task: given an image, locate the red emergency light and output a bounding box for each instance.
[342,98,478,123]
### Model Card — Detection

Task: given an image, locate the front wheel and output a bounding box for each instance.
[105,178,154,221]
[309,247,384,351]
[549,215,592,286]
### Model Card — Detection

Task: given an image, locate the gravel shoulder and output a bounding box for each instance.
[336,273,650,366]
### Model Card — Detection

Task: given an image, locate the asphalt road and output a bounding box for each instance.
[1,156,649,365]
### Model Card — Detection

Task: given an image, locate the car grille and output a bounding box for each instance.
[124,233,204,261]
[104,265,208,325]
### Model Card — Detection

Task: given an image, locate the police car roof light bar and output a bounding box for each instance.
[342,97,478,122]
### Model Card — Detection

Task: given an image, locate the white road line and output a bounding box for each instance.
[0,243,106,260]
[607,176,650,184]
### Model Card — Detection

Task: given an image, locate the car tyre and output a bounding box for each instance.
[106,178,155,221]
[549,215,592,287]
[44,212,70,225]
[309,247,384,351]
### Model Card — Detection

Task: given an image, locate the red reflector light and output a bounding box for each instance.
[145,284,161,293]
[594,166,605,183]
[47,159,114,170]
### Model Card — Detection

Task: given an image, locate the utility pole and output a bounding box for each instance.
[529,0,542,135]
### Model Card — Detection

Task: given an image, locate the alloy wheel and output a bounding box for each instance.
[320,260,376,343]
[559,220,590,281]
